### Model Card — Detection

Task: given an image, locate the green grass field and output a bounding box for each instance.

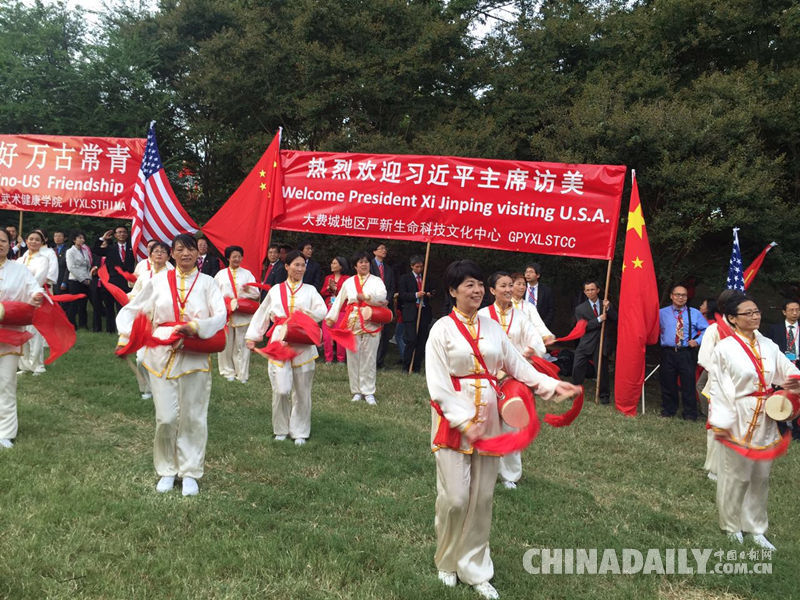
[0,331,796,599]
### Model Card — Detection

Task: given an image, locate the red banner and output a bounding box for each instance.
[0,134,145,218]
[275,151,626,259]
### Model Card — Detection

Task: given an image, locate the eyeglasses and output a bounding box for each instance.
[671,293,687,297]
[736,310,761,317]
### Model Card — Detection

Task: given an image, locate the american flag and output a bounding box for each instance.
[726,227,745,291]
[130,123,198,259]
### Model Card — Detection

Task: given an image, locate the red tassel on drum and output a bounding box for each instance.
[544,388,584,427]
[554,319,588,343]
[328,327,356,352]
[0,329,33,346]
[98,263,130,306]
[115,266,138,284]
[49,293,87,303]
[530,355,560,378]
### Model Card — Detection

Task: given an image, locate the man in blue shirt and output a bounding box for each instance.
[659,285,709,420]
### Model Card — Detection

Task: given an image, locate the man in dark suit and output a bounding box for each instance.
[197,237,222,276]
[299,241,322,290]
[260,244,287,300]
[766,299,800,441]
[572,280,617,403]
[93,225,136,332]
[524,262,554,329]
[52,230,69,293]
[370,242,395,368]
[398,255,434,373]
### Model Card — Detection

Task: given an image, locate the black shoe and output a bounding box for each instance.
[660,411,675,418]
[599,397,610,405]
[682,414,698,422]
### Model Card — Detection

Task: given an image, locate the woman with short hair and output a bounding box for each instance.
[426,260,579,599]
[325,251,387,406]
[215,245,260,383]
[709,294,800,550]
[320,256,350,363]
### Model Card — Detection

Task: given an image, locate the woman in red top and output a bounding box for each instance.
[320,256,350,363]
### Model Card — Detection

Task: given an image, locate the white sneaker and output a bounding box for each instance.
[351,394,362,402]
[0,439,13,449]
[294,438,307,446]
[727,531,744,544]
[274,435,287,441]
[501,480,517,490]
[365,394,377,406]
[437,570,457,587]
[751,534,776,550]
[155,476,175,493]
[141,392,152,400]
[473,581,500,600]
[16,370,25,375]
[182,477,199,496]
[225,376,235,382]
[707,471,718,481]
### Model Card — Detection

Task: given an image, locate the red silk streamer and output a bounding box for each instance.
[544,388,585,427]
[254,341,298,362]
[98,263,130,306]
[115,313,154,356]
[328,327,356,351]
[714,314,733,339]
[244,282,272,291]
[115,313,226,356]
[32,297,75,364]
[717,430,791,461]
[472,391,541,454]
[115,266,138,283]
[554,319,588,343]
[0,301,36,325]
[49,293,87,302]
[0,329,33,346]
[530,355,560,378]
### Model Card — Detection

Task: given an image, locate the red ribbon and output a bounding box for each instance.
[554,319,588,343]
[98,263,130,306]
[115,266,138,284]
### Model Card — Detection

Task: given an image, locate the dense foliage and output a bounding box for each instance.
[2,0,799,298]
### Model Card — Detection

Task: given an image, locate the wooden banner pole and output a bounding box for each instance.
[408,241,432,374]
[594,257,614,404]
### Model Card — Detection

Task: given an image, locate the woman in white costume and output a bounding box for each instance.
[697,289,740,481]
[215,245,259,383]
[709,294,800,550]
[127,241,172,400]
[426,260,579,600]
[325,251,387,406]
[117,234,226,496]
[18,230,50,375]
[478,271,546,490]
[0,228,44,448]
[510,272,555,344]
[246,250,326,445]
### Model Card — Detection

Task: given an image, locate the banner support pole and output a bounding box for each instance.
[594,257,614,404]
[408,241,431,374]
[18,211,23,240]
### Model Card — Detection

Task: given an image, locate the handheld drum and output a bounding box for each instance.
[764,389,800,422]
[360,305,393,324]
[497,378,532,429]
[273,311,322,345]
[0,301,36,326]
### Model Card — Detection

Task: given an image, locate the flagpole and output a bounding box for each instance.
[18,210,23,239]
[408,241,431,374]
[595,257,613,405]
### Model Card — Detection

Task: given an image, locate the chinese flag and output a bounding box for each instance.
[743,242,777,289]
[614,173,659,416]
[202,130,283,277]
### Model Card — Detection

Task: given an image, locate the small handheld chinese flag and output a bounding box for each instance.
[614,172,660,416]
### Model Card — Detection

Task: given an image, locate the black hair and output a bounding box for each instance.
[525,263,542,276]
[225,245,244,260]
[444,260,484,293]
[150,241,171,255]
[724,294,755,324]
[268,243,279,251]
[701,298,718,318]
[172,233,198,250]
[114,225,128,233]
[298,240,313,250]
[409,255,424,266]
[69,230,85,243]
[27,229,46,243]
[333,255,351,275]
[782,299,800,311]
[583,279,601,290]
[285,249,304,266]
[373,241,387,252]
[351,250,371,265]
[670,283,689,294]
[0,228,9,243]
[715,289,741,315]
[487,271,512,290]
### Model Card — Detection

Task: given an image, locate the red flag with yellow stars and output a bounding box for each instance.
[614,172,659,416]
[202,129,283,278]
